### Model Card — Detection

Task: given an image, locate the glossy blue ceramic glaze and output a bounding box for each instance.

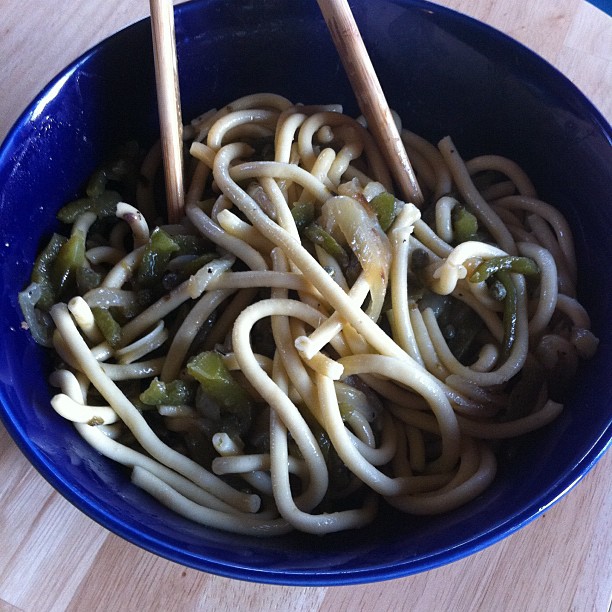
[0,0,610,586]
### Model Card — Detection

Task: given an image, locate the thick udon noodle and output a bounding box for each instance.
[21,93,598,535]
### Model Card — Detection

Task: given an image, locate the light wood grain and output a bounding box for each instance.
[1,1,611,611]
[150,0,185,223]
[317,0,424,205]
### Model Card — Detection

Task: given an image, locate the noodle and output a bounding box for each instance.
[19,94,597,536]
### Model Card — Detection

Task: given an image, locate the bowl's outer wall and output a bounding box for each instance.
[0,0,610,585]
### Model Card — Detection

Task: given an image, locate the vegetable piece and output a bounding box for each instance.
[86,168,108,198]
[136,227,180,288]
[187,351,253,435]
[85,141,141,198]
[496,270,517,358]
[171,234,210,256]
[140,377,195,406]
[76,266,102,293]
[30,233,67,311]
[321,196,391,321]
[451,205,478,243]
[321,195,392,319]
[291,201,315,233]
[304,223,349,267]
[51,230,86,298]
[170,253,217,277]
[469,255,539,283]
[56,190,121,223]
[421,291,484,364]
[503,358,546,421]
[92,307,122,348]
[18,282,54,346]
[368,191,397,231]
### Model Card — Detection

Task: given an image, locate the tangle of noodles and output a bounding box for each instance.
[19,93,599,536]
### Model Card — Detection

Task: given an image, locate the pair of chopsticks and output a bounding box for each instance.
[150,0,424,224]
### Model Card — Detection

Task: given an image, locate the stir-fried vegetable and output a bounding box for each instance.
[496,269,518,358]
[291,201,315,233]
[18,283,54,346]
[57,191,122,224]
[469,255,539,284]
[187,351,253,435]
[304,223,349,267]
[140,377,195,406]
[368,191,397,232]
[451,205,478,243]
[30,233,67,311]
[91,307,122,348]
[136,228,180,288]
[321,195,391,319]
[52,229,87,297]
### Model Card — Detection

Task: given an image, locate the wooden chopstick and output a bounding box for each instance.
[317,0,424,206]
[150,0,185,223]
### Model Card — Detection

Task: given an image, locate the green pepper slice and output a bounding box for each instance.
[470,256,539,284]
[369,191,397,232]
[496,270,517,359]
[136,227,180,288]
[92,307,122,348]
[291,201,315,233]
[304,223,349,268]
[30,233,66,311]
[451,205,479,243]
[187,351,252,435]
[57,190,121,223]
[51,229,86,298]
[18,283,54,347]
[140,377,195,406]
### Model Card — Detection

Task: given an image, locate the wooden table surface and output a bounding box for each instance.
[1,1,610,610]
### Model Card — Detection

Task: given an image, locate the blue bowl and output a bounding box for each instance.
[0,0,610,585]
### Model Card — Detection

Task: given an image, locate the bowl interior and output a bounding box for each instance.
[0,0,611,585]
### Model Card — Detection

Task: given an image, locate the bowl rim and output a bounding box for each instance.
[0,0,611,586]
